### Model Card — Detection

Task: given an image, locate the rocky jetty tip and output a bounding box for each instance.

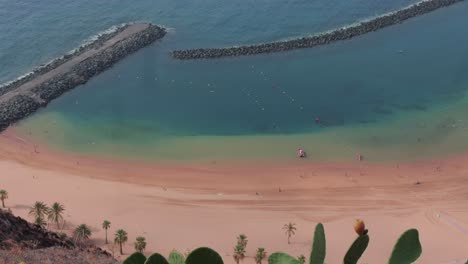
[171,0,464,60]
[0,23,166,131]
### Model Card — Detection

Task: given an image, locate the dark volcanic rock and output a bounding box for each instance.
[0,23,166,133]
[0,247,119,264]
[0,95,45,131]
[0,210,73,250]
[171,0,464,59]
[0,25,129,97]
[0,210,118,264]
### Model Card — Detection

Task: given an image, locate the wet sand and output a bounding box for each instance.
[0,127,467,263]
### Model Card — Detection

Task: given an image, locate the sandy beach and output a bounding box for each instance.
[1,127,467,264]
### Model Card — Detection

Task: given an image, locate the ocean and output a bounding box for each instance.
[1,0,468,161]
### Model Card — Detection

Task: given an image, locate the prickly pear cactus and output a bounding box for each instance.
[123,252,147,264]
[185,247,223,264]
[343,234,369,264]
[268,252,301,264]
[388,229,422,264]
[144,253,169,264]
[168,250,185,264]
[310,223,326,264]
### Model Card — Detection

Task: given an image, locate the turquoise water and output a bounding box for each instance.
[2,0,468,161]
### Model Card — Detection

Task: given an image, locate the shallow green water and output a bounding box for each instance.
[18,90,468,162]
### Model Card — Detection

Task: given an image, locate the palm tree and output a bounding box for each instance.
[255,248,267,264]
[297,255,306,264]
[233,244,246,264]
[29,202,49,227]
[48,202,65,229]
[134,236,146,253]
[237,234,248,248]
[114,229,128,255]
[283,222,297,244]
[0,190,8,208]
[73,224,92,246]
[33,216,47,227]
[102,220,111,244]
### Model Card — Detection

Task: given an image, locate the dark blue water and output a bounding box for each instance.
[0,0,419,83]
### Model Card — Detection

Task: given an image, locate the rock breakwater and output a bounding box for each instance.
[0,23,166,131]
[172,0,463,60]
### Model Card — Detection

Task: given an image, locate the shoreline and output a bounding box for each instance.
[0,23,166,131]
[172,0,464,59]
[2,126,467,188]
[1,128,468,263]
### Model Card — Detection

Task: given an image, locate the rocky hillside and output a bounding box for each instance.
[0,209,118,264]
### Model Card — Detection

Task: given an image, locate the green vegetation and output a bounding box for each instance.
[134,236,147,253]
[168,250,185,264]
[123,247,223,264]
[255,247,267,264]
[102,220,111,244]
[73,224,92,245]
[33,216,46,227]
[309,223,325,264]
[185,247,224,264]
[388,229,422,264]
[268,252,300,264]
[114,229,128,255]
[145,252,169,264]
[233,244,246,264]
[237,234,248,248]
[343,234,369,264]
[0,189,8,208]
[297,255,306,264]
[282,222,296,244]
[122,252,147,264]
[121,221,423,264]
[28,201,49,227]
[233,234,248,263]
[48,202,65,229]
[268,222,421,264]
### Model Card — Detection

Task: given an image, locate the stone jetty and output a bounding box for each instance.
[172,0,463,60]
[0,23,166,131]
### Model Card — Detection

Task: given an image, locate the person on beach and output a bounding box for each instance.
[356,153,363,161]
[297,148,306,158]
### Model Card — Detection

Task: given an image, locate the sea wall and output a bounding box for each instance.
[0,23,166,131]
[172,0,464,60]
[0,24,129,97]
